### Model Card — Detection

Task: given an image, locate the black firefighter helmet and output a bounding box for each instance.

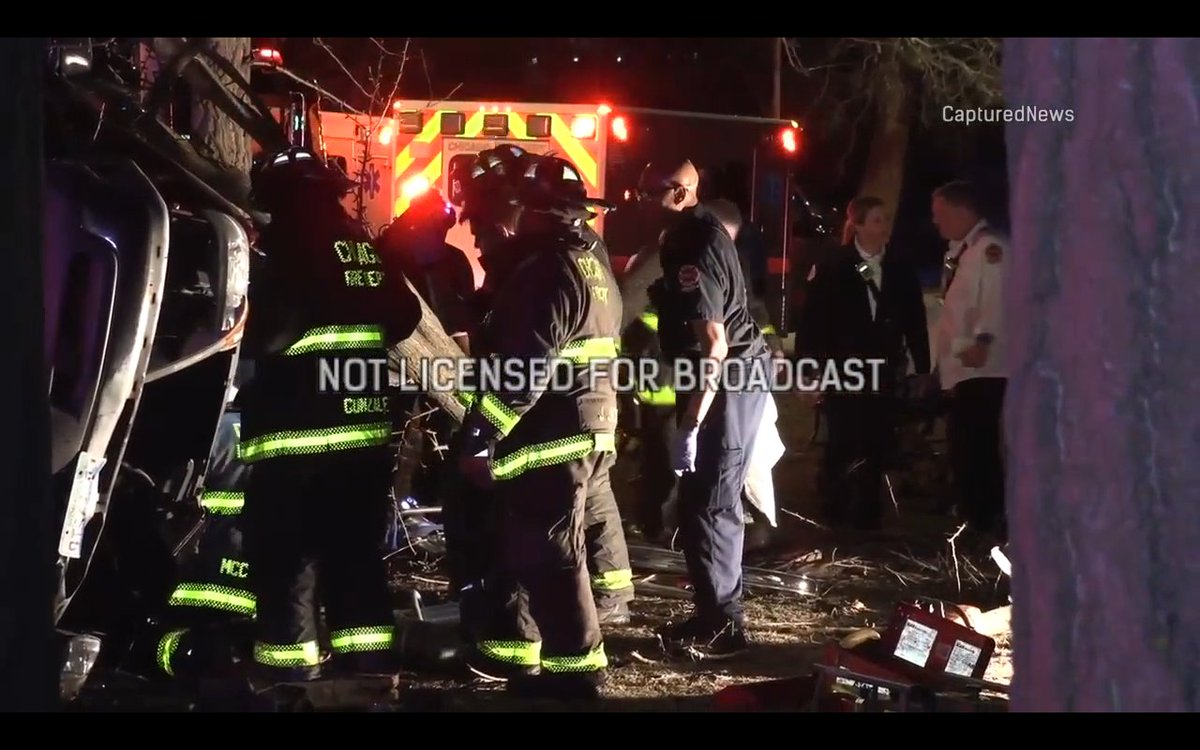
[452,144,529,224]
[250,146,355,209]
[517,155,615,215]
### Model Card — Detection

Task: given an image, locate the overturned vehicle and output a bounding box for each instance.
[44,39,276,700]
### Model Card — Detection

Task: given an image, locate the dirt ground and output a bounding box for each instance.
[386,393,1014,711]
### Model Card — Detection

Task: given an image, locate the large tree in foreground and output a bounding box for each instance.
[1004,36,1200,711]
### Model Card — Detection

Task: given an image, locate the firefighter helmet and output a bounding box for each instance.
[518,155,614,213]
[251,146,354,207]
[455,144,529,225]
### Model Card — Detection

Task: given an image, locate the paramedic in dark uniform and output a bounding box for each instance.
[931,180,1007,538]
[704,199,784,549]
[639,159,770,657]
[798,195,930,530]
[237,147,420,684]
[457,155,622,699]
[706,199,784,357]
[620,200,780,544]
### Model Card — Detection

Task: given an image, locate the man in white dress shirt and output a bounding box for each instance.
[931,180,1008,538]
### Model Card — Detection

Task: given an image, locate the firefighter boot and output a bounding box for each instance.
[596,602,630,626]
[331,651,403,680]
[465,644,541,682]
[508,669,605,701]
[247,662,323,692]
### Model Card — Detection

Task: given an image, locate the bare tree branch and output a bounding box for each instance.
[308,37,412,234]
[784,36,1002,126]
[313,37,373,101]
[270,65,365,116]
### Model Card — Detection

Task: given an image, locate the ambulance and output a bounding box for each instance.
[318,99,801,324]
[317,100,613,287]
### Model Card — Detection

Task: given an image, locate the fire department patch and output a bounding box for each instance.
[678,264,701,291]
[985,244,1003,264]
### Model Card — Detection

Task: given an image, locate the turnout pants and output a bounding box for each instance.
[476,451,615,674]
[948,377,1007,536]
[449,448,632,645]
[821,392,898,530]
[242,446,395,676]
[167,410,256,624]
[154,413,257,678]
[584,466,634,610]
[676,387,769,627]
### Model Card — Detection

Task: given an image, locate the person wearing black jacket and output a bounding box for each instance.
[640,159,771,657]
[456,155,622,700]
[798,195,930,530]
[238,148,421,684]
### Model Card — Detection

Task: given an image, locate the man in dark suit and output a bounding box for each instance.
[798,196,930,530]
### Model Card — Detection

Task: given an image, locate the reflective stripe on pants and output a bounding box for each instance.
[330,626,395,654]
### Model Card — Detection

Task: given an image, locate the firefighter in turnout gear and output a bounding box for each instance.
[439,144,529,657]
[456,153,623,699]
[151,369,256,680]
[237,147,420,683]
[447,148,633,649]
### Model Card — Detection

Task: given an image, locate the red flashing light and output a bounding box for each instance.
[611,116,629,142]
[780,127,798,153]
[257,48,283,66]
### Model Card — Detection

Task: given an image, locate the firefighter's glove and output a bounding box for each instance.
[670,425,699,476]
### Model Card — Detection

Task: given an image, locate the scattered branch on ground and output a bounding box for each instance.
[780,507,829,530]
[946,523,967,593]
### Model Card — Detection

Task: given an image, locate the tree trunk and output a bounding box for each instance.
[1003,37,1200,711]
[191,37,253,177]
[857,66,913,211]
[0,37,57,711]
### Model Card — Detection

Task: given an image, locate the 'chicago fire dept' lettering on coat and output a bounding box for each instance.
[238,214,419,463]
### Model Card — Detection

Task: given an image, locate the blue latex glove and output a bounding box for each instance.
[670,425,699,476]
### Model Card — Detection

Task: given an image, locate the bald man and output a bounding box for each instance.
[638,159,771,657]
